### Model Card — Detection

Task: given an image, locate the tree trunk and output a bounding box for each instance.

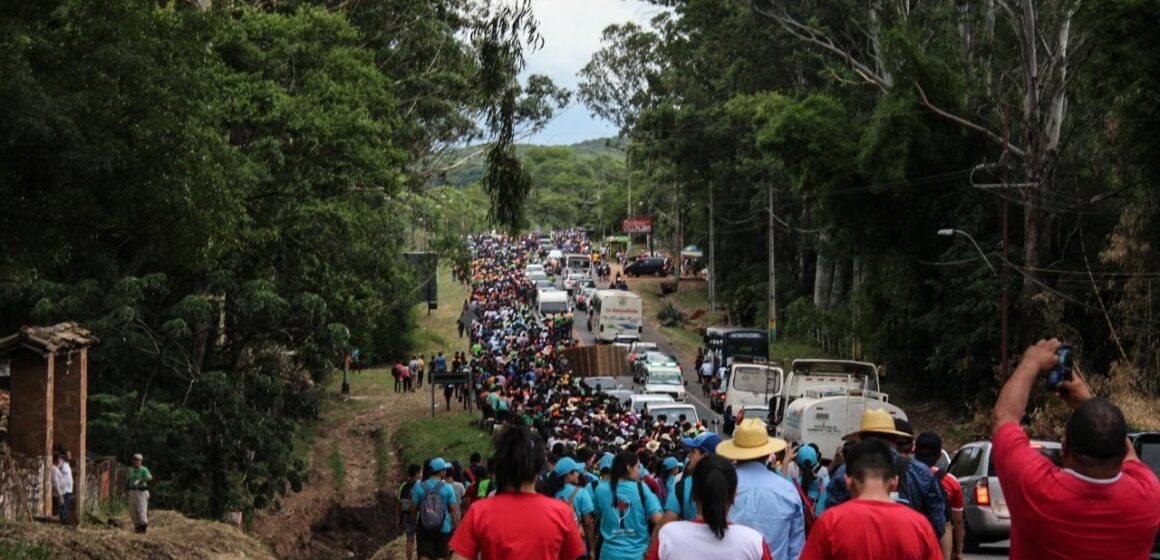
[814,239,834,310]
[830,258,846,306]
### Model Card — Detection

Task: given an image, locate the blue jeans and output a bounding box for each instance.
[59,492,72,523]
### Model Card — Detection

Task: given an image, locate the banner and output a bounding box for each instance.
[621,215,653,233]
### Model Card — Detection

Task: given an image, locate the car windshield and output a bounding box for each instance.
[649,372,682,385]
[540,302,568,314]
[988,445,1062,474]
[651,406,697,422]
[647,353,676,365]
[732,365,780,394]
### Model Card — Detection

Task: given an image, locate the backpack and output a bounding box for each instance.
[399,480,417,517]
[417,481,448,533]
[792,479,819,535]
[477,478,492,499]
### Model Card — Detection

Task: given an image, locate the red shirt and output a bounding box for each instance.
[992,422,1160,560]
[801,498,942,560]
[930,467,964,512]
[449,492,585,560]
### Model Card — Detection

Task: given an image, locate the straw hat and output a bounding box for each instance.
[842,409,912,441]
[715,419,787,461]
[645,440,661,452]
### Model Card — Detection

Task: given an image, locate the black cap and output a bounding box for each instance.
[914,431,942,456]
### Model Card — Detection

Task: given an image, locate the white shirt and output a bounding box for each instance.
[652,520,771,560]
[50,465,63,496]
[59,461,74,494]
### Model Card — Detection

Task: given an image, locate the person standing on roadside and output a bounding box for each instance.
[449,426,584,560]
[913,432,963,560]
[50,452,64,521]
[408,356,420,392]
[57,449,74,524]
[717,418,804,560]
[393,360,404,393]
[990,339,1160,559]
[400,464,422,560]
[417,355,427,389]
[647,455,773,560]
[127,453,153,533]
[801,439,941,560]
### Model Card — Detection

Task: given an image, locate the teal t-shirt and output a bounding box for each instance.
[411,479,459,534]
[593,480,661,560]
[555,482,595,526]
[663,475,697,520]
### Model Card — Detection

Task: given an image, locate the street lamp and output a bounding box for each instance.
[937,229,997,276]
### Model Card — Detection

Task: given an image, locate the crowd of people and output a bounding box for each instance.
[395,231,1160,560]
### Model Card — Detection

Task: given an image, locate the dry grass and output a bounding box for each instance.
[0,510,275,560]
[369,535,408,560]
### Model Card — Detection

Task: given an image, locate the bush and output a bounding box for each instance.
[657,303,688,327]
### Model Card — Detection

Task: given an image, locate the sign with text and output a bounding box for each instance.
[621,215,653,233]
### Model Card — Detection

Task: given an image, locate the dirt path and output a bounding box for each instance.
[252,384,428,560]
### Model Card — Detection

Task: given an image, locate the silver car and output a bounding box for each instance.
[948,439,1062,550]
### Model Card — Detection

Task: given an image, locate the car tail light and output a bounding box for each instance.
[975,481,991,506]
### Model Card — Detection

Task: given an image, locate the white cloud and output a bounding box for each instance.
[516,0,662,144]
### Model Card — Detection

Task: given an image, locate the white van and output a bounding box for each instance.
[723,362,784,420]
[565,253,592,274]
[629,393,675,414]
[588,290,643,343]
[537,290,569,317]
[646,403,700,427]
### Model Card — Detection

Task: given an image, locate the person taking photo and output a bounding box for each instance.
[990,339,1160,559]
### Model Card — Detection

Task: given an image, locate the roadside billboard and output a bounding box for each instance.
[621,215,653,233]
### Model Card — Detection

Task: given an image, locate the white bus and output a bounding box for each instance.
[587,289,643,343]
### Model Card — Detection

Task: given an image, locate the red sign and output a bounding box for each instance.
[621,215,653,233]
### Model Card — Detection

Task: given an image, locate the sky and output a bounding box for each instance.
[520,0,662,146]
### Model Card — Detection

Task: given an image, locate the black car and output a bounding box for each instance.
[624,257,670,277]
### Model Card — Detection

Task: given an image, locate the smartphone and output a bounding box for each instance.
[1047,346,1073,390]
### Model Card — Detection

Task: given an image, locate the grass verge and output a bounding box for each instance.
[374,427,390,486]
[328,442,346,489]
[396,412,491,470]
[0,541,51,560]
[412,267,471,359]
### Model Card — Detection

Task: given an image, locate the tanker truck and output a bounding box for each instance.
[773,359,907,463]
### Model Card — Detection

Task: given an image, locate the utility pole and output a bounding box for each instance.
[675,191,683,289]
[626,151,632,256]
[708,183,717,312]
[768,184,777,342]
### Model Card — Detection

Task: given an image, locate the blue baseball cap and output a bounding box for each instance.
[429,457,451,472]
[795,445,819,467]
[681,432,723,455]
[554,457,585,476]
[662,457,682,471]
[598,453,614,472]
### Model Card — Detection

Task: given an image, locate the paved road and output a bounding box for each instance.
[567,272,723,431]
[964,542,1009,559]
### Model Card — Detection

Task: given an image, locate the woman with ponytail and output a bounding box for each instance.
[450,426,585,560]
[645,455,772,560]
[593,451,663,560]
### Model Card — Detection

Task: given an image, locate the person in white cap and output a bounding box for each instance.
[127,453,153,533]
[716,418,804,560]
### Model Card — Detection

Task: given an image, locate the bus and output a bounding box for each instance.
[588,290,643,343]
[703,327,769,372]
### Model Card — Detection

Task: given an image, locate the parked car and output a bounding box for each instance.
[645,403,700,427]
[612,333,641,349]
[629,393,675,414]
[563,272,589,295]
[626,341,659,365]
[624,257,670,277]
[577,376,621,392]
[641,364,687,402]
[948,439,1062,551]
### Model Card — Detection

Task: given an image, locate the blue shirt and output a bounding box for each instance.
[593,480,662,560]
[824,451,946,537]
[729,461,805,560]
[556,482,595,526]
[411,478,459,534]
[663,475,697,520]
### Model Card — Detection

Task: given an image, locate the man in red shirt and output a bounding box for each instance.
[914,431,964,560]
[992,339,1160,560]
[802,439,942,560]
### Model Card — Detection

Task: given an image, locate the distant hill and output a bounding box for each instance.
[432,137,626,189]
